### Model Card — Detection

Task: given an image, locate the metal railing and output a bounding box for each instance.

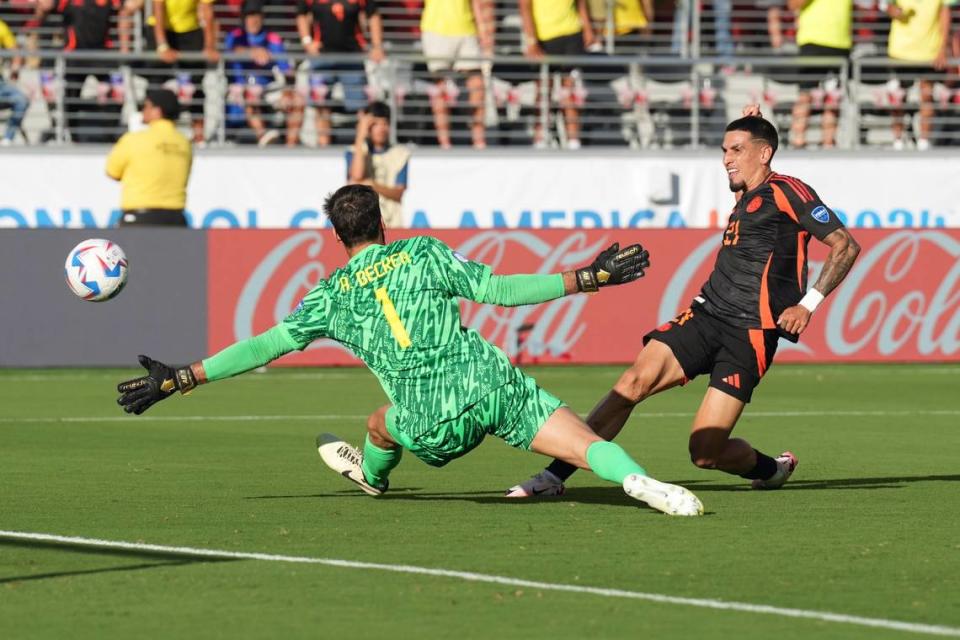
[1,2,934,57]
[2,49,960,150]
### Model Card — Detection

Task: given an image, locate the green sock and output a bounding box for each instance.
[585,441,647,484]
[361,435,402,488]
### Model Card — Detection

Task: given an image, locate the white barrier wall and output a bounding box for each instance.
[1,149,957,228]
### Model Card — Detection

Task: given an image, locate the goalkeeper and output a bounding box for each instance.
[117,185,702,516]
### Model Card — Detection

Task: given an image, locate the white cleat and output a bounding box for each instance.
[504,470,566,498]
[316,433,385,496]
[623,474,704,516]
[751,451,798,490]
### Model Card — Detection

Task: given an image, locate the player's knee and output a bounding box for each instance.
[613,367,653,403]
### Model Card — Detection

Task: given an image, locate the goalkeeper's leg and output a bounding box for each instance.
[316,405,402,496]
[508,341,686,495]
[362,405,403,489]
[529,407,702,516]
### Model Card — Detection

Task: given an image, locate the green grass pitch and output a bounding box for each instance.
[1,364,958,639]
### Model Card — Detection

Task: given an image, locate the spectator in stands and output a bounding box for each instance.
[0,18,29,146]
[587,0,654,53]
[788,0,852,148]
[32,0,134,143]
[886,0,953,150]
[346,101,409,228]
[757,0,788,52]
[225,0,304,147]
[672,0,731,57]
[296,0,385,148]
[519,0,597,149]
[142,0,219,144]
[420,0,493,149]
[107,89,192,227]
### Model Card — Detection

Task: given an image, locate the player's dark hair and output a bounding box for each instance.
[367,101,391,123]
[725,116,779,159]
[324,185,383,247]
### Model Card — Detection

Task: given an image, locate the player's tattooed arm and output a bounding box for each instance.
[812,227,861,297]
[777,227,860,335]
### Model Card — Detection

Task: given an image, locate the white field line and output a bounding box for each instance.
[1,409,959,425]
[1,530,958,638]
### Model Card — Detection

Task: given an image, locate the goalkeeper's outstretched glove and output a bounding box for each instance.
[117,355,197,415]
[575,242,650,293]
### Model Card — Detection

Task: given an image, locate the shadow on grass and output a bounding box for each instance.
[246,487,707,512]
[675,473,960,492]
[245,473,960,506]
[0,538,237,584]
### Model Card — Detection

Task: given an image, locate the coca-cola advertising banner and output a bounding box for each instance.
[207,229,960,364]
[0,151,956,229]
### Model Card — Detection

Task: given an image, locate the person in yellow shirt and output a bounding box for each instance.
[106,89,193,227]
[519,0,597,148]
[137,0,219,144]
[587,0,653,52]
[0,18,28,146]
[886,0,954,150]
[788,0,852,149]
[420,0,493,149]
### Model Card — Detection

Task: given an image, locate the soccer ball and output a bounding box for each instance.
[64,239,129,301]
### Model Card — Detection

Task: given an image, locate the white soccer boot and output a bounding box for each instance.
[316,433,386,496]
[504,470,566,498]
[751,451,798,490]
[623,474,704,516]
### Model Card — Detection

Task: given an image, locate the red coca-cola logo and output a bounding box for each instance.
[207,230,960,364]
[824,231,960,358]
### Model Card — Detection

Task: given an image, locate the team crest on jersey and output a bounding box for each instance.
[811,206,830,223]
[452,251,470,263]
[746,196,763,213]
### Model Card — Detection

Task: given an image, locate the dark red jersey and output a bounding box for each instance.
[698,172,845,341]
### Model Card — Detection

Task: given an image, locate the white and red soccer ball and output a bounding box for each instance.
[64,239,129,302]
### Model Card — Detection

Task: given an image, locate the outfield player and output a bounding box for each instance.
[508,107,861,497]
[116,185,703,516]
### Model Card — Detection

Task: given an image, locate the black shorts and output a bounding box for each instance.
[643,304,779,403]
[540,32,585,72]
[890,62,939,90]
[797,44,849,90]
[118,209,188,226]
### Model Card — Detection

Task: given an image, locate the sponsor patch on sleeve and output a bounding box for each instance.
[811,206,830,223]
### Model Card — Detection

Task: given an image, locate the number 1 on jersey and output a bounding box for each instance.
[375,287,412,349]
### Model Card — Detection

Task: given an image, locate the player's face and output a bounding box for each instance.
[722,130,764,192]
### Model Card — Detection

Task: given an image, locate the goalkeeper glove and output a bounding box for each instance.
[117,355,197,415]
[575,242,650,293]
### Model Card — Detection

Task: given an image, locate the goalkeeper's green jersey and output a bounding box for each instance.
[280,236,515,438]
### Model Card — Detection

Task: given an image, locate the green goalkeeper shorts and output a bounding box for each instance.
[385,368,564,468]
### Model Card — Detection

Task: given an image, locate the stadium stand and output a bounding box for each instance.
[1,1,959,149]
